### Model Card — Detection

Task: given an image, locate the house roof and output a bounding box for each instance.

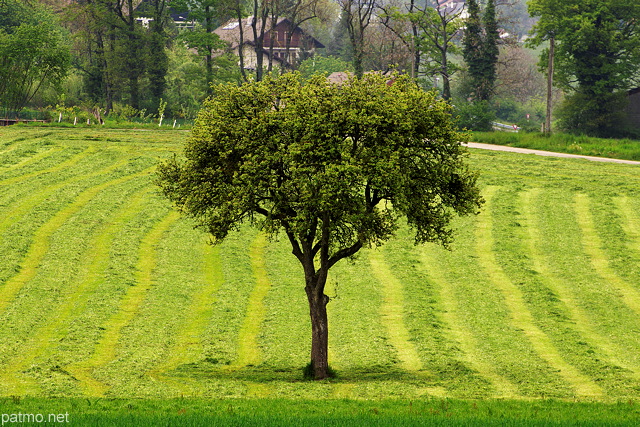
[214,17,324,50]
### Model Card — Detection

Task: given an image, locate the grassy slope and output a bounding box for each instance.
[1,127,640,410]
[470,131,640,161]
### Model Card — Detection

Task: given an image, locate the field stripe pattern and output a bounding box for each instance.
[1,128,640,401]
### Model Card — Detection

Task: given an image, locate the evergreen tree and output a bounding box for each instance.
[480,0,498,101]
[462,0,499,101]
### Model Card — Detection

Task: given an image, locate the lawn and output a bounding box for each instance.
[1,126,640,424]
[471,131,640,161]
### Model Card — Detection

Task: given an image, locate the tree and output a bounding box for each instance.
[65,0,168,113]
[156,72,483,380]
[462,0,499,102]
[0,0,70,115]
[298,55,353,78]
[527,0,640,137]
[173,0,232,90]
[337,0,376,77]
[379,0,464,98]
[139,0,171,108]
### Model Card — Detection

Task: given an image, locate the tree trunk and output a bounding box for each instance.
[545,36,555,135]
[305,278,330,380]
[205,5,214,96]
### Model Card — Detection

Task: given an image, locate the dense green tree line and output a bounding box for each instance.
[528,0,640,137]
[2,0,640,137]
[0,0,70,116]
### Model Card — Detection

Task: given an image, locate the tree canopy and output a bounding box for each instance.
[462,0,499,102]
[157,72,483,379]
[0,0,70,115]
[528,0,640,136]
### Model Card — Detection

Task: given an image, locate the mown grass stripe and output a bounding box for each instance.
[0,158,131,236]
[0,165,157,316]
[148,239,224,392]
[369,249,422,373]
[575,193,640,316]
[66,209,181,396]
[0,146,96,187]
[0,146,63,174]
[523,189,640,379]
[477,187,603,398]
[616,196,640,246]
[0,186,153,396]
[418,245,519,398]
[231,232,271,369]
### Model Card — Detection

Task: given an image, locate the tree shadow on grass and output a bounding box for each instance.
[167,359,437,385]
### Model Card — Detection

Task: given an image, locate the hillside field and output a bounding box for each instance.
[1,127,640,422]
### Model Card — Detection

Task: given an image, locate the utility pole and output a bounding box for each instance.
[545,35,555,135]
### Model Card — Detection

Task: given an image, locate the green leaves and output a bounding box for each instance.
[527,0,640,135]
[0,1,70,113]
[158,72,483,273]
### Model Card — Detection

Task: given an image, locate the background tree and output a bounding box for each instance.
[0,0,70,115]
[156,72,483,380]
[172,0,233,90]
[528,0,640,137]
[298,55,353,78]
[138,0,171,109]
[337,0,376,77]
[462,0,499,102]
[380,0,464,98]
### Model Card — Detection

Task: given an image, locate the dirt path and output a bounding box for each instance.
[464,142,640,165]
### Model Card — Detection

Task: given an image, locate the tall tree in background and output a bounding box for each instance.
[157,72,483,380]
[277,0,328,72]
[173,0,231,90]
[112,0,148,109]
[462,0,498,101]
[481,0,498,98]
[379,0,464,95]
[142,0,171,108]
[67,0,169,113]
[338,0,375,77]
[0,0,70,115]
[528,0,640,137]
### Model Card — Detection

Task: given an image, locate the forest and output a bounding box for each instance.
[1,0,640,138]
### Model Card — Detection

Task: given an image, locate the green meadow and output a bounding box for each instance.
[1,126,640,424]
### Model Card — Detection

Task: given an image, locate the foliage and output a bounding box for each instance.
[527,0,640,137]
[454,100,495,132]
[0,0,71,114]
[337,0,376,77]
[4,127,640,402]
[157,72,483,379]
[379,0,464,99]
[172,0,232,89]
[298,55,353,78]
[462,0,499,102]
[556,91,631,139]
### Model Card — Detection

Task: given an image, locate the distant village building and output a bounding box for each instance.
[213,17,324,71]
[436,0,468,19]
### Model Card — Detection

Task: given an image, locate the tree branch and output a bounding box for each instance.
[328,241,363,269]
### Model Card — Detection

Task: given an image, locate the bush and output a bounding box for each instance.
[556,90,630,138]
[453,100,495,131]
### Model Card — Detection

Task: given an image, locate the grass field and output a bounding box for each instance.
[471,131,640,161]
[1,126,640,423]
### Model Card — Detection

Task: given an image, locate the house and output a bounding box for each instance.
[437,0,467,18]
[133,0,195,29]
[213,17,324,71]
